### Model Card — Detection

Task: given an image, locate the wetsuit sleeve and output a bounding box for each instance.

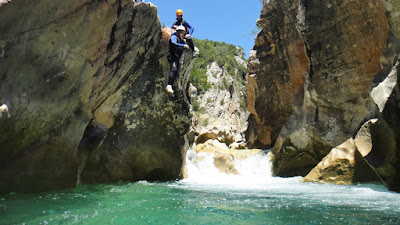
[170,35,186,49]
[184,21,194,35]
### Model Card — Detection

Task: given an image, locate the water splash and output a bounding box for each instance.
[180,147,301,191]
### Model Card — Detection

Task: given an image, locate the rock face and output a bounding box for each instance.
[271,126,332,177]
[249,0,387,150]
[191,43,248,147]
[0,1,193,193]
[302,61,400,189]
[384,0,400,37]
[249,0,400,191]
[246,0,308,149]
[368,59,400,191]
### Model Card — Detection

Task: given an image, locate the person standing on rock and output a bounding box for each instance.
[172,9,196,57]
[166,25,189,94]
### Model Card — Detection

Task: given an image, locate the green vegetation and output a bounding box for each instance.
[190,38,247,93]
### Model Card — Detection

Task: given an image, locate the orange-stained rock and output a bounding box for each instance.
[248,0,391,179]
[246,0,308,149]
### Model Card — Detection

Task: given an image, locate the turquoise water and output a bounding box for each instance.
[1,151,400,224]
[1,181,400,224]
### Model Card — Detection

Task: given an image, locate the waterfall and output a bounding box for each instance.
[180,147,300,190]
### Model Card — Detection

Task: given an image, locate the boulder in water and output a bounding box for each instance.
[194,140,238,175]
[303,138,380,185]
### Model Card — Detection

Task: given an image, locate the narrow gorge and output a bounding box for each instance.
[2,0,400,224]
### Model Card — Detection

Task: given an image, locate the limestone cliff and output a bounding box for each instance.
[0,1,194,193]
[189,39,248,147]
[249,0,400,191]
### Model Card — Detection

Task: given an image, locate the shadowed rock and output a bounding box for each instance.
[0,1,194,193]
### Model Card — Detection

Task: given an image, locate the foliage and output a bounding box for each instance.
[189,38,247,93]
[191,97,200,111]
[240,98,247,110]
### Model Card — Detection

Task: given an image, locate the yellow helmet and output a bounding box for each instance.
[176,9,183,16]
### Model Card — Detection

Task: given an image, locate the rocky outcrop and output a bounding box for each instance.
[303,60,400,189]
[80,47,194,184]
[246,0,308,149]
[367,59,400,191]
[191,44,248,147]
[303,138,380,185]
[0,1,193,193]
[249,0,387,150]
[195,120,237,146]
[249,0,400,191]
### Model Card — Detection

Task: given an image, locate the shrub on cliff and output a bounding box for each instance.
[190,38,247,93]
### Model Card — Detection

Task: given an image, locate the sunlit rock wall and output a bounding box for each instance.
[249,0,400,191]
[246,0,308,149]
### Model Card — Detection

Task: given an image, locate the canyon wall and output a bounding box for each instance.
[0,0,193,193]
[248,0,400,191]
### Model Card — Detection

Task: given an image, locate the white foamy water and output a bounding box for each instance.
[180,148,301,190]
[175,147,400,214]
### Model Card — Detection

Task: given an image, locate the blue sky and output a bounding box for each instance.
[147,0,263,58]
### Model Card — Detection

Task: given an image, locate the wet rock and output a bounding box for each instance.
[271,126,332,177]
[303,139,380,185]
[193,139,263,175]
[194,140,238,175]
[229,142,246,150]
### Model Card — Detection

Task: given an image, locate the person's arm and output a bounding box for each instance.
[171,21,178,29]
[184,21,194,35]
[170,35,186,49]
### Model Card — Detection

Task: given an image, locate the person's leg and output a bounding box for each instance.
[186,36,195,52]
[168,60,179,85]
[166,58,179,93]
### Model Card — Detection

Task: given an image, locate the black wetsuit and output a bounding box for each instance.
[168,32,186,86]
